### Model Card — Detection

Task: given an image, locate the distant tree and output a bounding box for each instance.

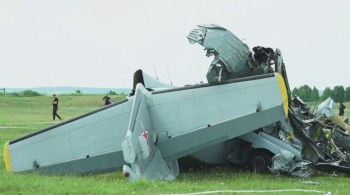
[345,87,350,102]
[9,92,20,97]
[297,85,312,102]
[108,90,117,95]
[292,87,298,97]
[333,86,345,102]
[310,86,319,102]
[21,90,41,97]
[321,87,333,101]
[76,90,81,94]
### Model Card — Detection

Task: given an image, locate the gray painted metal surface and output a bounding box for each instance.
[240,132,301,160]
[187,24,270,83]
[190,131,302,166]
[187,24,253,81]
[7,73,286,180]
[155,75,286,160]
[121,73,287,181]
[9,100,131,174]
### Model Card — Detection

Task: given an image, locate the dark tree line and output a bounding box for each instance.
[292,85,350,102]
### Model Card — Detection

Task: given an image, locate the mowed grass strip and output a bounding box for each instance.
[0,95,348,194]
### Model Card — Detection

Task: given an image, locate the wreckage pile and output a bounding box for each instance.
[189,24,350,177]
[269,97,350,177]
[188,24,350,177]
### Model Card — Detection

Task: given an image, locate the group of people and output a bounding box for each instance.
[53,94,347,121]
[51,94,113,121]
[53,93,347,121]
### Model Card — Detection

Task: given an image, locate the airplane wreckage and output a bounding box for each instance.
[4,24,350,181]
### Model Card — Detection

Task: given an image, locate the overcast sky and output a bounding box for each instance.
[1,0,349,89]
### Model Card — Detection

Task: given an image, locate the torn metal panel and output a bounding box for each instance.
[315,97,335,118]
[313,162,350,174]
[270,149,314,177]
[289,108,325,163]
[270,149,295,174]
[187,24,271,82]
[333,128,350,150]
[291,97,313,119]
[240,131,302,160]
[290,161,314,177]
[187,24,252,73]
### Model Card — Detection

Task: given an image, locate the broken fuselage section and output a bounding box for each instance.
[187,24,290,89]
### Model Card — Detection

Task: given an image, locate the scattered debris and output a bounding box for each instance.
[301,180,321,185]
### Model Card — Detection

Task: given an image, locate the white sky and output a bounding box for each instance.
[1,0,350,89]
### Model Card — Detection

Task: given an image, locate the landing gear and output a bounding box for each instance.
[248,150,272,172]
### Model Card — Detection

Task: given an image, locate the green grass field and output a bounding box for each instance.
[1,95,349,194]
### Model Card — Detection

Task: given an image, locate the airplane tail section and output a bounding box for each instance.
[122,83,179,181]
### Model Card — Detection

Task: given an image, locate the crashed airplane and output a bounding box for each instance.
[4,24,350,181]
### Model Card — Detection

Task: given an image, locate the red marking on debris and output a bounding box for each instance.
[142,130,148,142]
[141,130,151,150]
[124,172,130,177]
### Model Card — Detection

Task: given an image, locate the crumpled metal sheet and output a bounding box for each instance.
[290,161,314,177]
[316,97,350,132]
[312,162,350,174]
[187,24,252,75]
[270,149,295,174]
[270,149,314,177]
[333,128,350,150]
[315,97,335,118]
[187,24,274,83]
[289,108,325,163]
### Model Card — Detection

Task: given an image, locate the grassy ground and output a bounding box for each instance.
[0,95,349,194]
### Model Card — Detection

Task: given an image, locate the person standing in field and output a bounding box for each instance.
[52,94,62,120]
[102,95,112,105]
[339,102,346,116]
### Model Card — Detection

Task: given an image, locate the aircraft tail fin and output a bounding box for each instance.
[122,83,179,181]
